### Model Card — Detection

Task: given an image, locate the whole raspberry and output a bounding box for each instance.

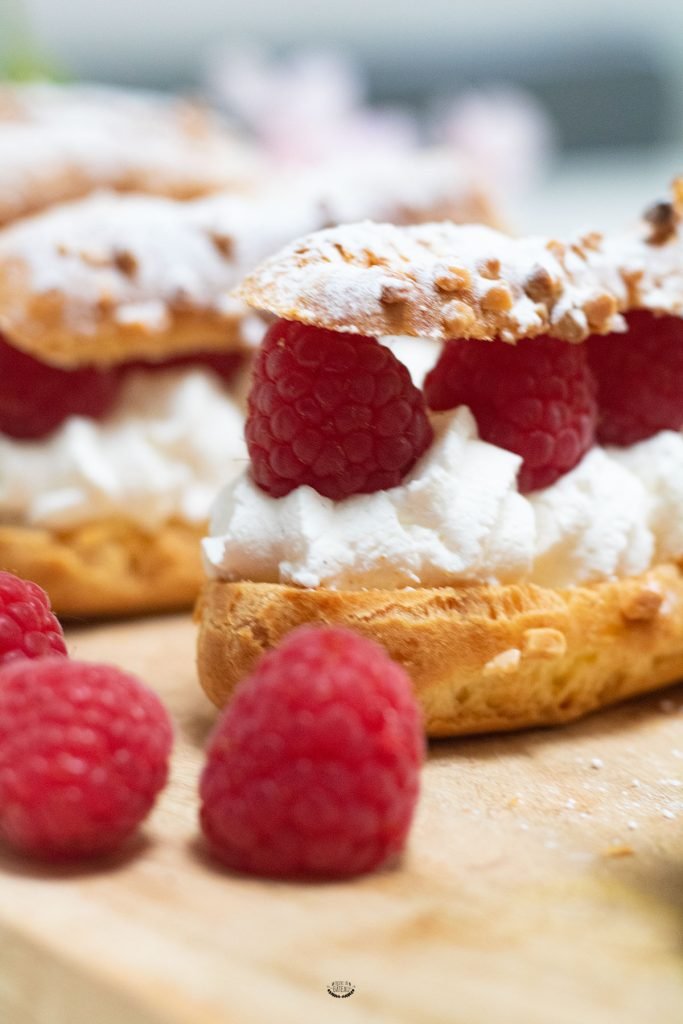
[200,626,424,878]
[0,333,122,440]
[245,319,433,500]
[0,658,173,860]
[0,571,67,667]
[587,311,683,445]
[424,335,597,492]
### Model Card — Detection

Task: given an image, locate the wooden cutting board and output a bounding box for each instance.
[1,614,683,1024]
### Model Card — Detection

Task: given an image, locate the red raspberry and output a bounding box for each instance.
[0,334,122,440]
[200,626,424,878]
[0,571,67,668]
[587,311,683,445]
[245,319,433,500]
[0,658,173,860]
[424,335,597,492]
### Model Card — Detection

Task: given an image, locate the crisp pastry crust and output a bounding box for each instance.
[0,519,205,618]
[196,564,683,736]
[237,178,683,344]
[236,221,622,344]
[0,192,257,368]
[0,259,249,369]
[0,82,261,227]
[197,181,683,734]
[0,151,502,369]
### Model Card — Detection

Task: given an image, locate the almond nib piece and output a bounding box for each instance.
[643,200,679,245]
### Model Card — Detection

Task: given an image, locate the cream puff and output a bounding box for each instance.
[0,148,499,616]
[197,182,683,735]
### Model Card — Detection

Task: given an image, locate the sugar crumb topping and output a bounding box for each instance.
[238,178,683,343]
[0,149,494,347]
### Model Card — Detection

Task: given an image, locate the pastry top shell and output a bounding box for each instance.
[237,179,683,344]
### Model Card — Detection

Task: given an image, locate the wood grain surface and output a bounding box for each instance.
[1,614,683,1024]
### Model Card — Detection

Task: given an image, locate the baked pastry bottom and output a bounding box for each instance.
[0,519,205,618]
[196,564,683,736]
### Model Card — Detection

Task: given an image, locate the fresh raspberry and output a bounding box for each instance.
[0,658,173,860]
[200,626,424,878]
[0,571,67,668]
[587,311,683,445]
[0,334,122,440]
[245,319,433,500]
[126,350,244,385]
[424,335,597,492]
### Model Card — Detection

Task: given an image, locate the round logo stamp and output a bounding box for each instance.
[327,980,355,998]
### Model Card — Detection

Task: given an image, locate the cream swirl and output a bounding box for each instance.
[203,407,667,590]
[0,368,247,530]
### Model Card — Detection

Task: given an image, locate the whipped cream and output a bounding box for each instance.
[528,448,653,587]
[379,335,441,388]
[203,407,679,591]
[204,409,533,588]
[0,368,246,530]
[610,431,683,563]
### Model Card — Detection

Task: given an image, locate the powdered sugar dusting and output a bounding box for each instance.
[238,184,683,342]
[592,224,683,317]
[0,149,499,351]
[238,218,622,342]
[0,82,261,224]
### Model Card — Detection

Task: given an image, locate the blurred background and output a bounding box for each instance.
[2,0,683,231]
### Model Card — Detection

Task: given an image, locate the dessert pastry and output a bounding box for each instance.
[0,149,501,369]
[0,337,248,618]
[0,184,251,617]
[0,149,497,617]
[0,82,262,227]
[197,182,683,735]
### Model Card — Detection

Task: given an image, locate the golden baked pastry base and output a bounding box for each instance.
[0,268,249,368]
[0,519,205,617]
[197,563,683,736]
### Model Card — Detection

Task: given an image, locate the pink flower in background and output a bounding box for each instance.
[204,46,418,165]
[434,85,557,195]
[204,45,556,196]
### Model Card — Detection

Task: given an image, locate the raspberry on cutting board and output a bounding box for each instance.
[245,319,433,500]
[0,333,122,440]
[424,335,597,493]
[200,626,425,878]
[587,311,683,445]
[0,571,67,667]
[0,658,173,859]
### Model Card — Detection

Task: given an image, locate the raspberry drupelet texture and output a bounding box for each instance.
[587,311,683,445]
[200,626,424,878]
[245,319,433,500]
[0,658,173,859]
[0,333,123,440]
[0,571,66,668]
[424,335,597,493]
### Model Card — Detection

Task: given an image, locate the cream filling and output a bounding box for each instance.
[0,367,247,530]
[203,407,682,591]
